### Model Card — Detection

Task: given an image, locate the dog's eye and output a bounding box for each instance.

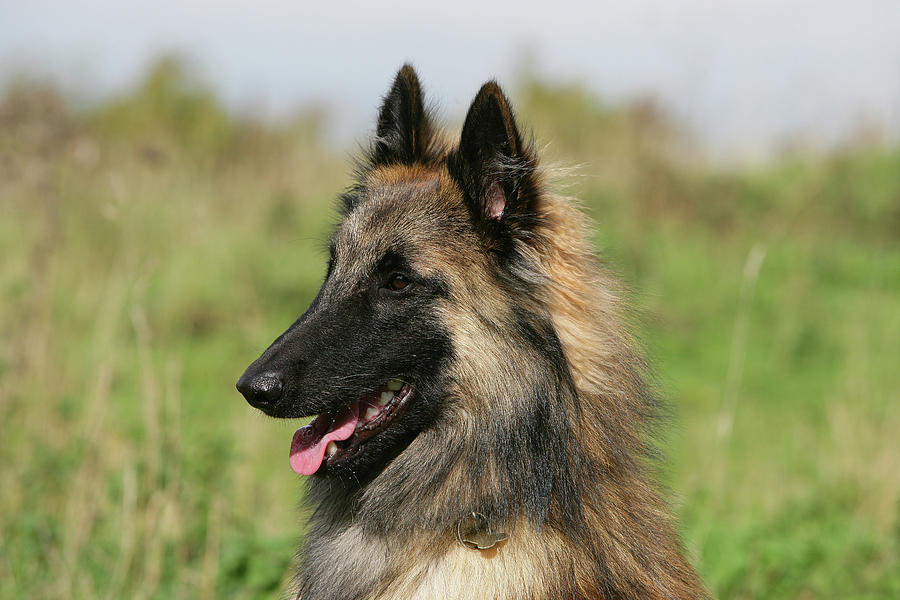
[386,273,410,291]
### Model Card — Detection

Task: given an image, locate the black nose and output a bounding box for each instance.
[236,372,284,409]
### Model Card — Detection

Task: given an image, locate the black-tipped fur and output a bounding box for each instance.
[239,65,708,600]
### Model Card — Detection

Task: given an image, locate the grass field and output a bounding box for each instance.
[1,60,899,598]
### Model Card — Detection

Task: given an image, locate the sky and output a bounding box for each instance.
[2,0,899,161]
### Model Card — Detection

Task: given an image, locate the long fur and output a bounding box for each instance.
[295,178,707,600]
[241,65,708,600]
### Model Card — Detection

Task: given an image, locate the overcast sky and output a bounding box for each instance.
[2,0,899,161]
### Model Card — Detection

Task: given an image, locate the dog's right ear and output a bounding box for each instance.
[370,64,434,166]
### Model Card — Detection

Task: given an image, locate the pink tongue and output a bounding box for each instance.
[289,406,359,475]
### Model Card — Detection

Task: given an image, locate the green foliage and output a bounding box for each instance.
[89,56,235,157]
[1,62,898,598]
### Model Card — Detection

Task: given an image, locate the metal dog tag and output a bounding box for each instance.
[456,512,508,551]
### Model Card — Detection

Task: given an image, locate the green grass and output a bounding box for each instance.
[1,60,898,598]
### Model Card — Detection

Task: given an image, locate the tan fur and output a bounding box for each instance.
[284,67,708,597]
[297,162,707,599]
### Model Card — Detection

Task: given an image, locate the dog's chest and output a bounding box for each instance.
[381,545,538,600]
[305,526,544,600]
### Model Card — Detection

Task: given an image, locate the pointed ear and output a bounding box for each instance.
[448,81,536,230]
[371,64,433,166]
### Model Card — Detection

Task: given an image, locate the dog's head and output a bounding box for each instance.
[237,65,553,482]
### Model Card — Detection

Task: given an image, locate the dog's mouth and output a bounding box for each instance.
[289,379,414,475]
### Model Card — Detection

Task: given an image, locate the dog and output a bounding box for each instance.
[237,65,708,600]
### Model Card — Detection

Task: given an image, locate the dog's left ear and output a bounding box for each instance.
[371,64,434,166]
[448,81,537,237]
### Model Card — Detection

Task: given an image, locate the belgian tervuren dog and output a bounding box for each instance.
[237,65,708,600]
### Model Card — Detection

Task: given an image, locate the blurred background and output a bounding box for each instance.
[1,1,899,598]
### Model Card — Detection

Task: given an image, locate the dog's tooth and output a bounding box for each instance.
[325,441,338,458]
[378,391,393,406]
[387,379,403,391]
[364,405,380,420]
